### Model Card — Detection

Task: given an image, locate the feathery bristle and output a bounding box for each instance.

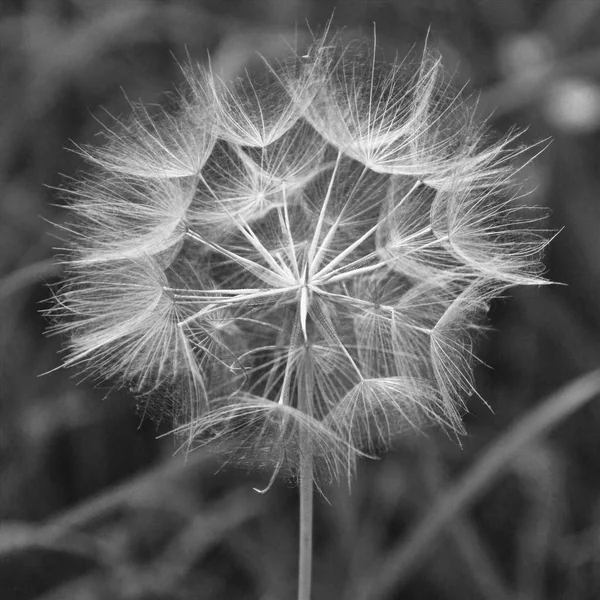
[48,31,549,484]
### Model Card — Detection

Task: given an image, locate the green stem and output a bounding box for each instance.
[298,455,314,600]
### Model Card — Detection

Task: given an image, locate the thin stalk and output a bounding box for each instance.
[298,455,314,600]
[297,323,316,600]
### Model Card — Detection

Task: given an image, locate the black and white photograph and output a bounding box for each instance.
[1,1,599,599]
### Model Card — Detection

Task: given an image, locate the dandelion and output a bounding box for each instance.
[48,29,548,600]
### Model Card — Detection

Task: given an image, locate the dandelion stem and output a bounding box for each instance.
[297,336,315,600]
[298,454,314,600]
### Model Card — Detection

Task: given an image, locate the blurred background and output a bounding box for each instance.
[1,1,599,599]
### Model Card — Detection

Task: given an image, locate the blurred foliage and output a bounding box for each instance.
[1,1,599,599]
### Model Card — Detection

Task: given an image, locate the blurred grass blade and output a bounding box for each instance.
[356,369,600,600]
[0,259,62,301]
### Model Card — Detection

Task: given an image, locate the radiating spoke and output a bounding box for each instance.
[314,179,423,282]
[177,286,299,326]
[307,150,343,266]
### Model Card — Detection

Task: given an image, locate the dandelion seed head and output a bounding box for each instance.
[48,30,549,484]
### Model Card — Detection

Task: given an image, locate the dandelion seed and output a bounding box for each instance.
[64,174,195,264]
[326,376,450,454]
[50,258,200,393]
[192,59,315,148]
[431,164,551,285]
[84,98,215,179]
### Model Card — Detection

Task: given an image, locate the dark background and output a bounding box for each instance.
[1,1,599,599]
